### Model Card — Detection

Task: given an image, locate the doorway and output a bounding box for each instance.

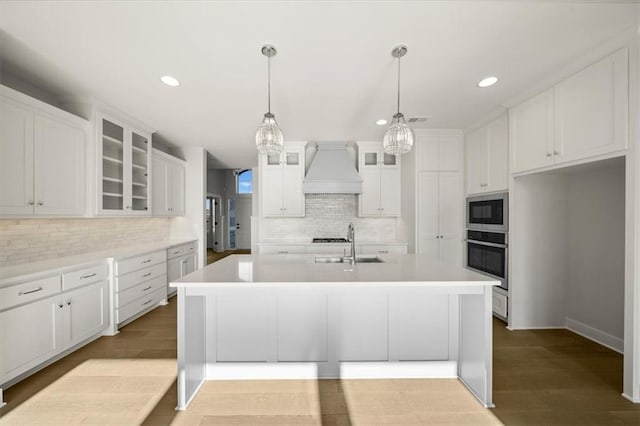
[228,197,251,250]
[206,196,223,253]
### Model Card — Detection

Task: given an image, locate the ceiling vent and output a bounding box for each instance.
[407,116,430,123]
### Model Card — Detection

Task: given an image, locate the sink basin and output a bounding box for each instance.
[314,256,384,264]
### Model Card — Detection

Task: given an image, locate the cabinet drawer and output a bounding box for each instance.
[116,287,165,324]
[359,245,407,255]
[116,275,166,308]
[492,289,508,318]
[62,263,109,291]
[167,242,196,260]
[305,245,350,255]
[0,275,61,311]
[259,245,306,255]
[115,263,166,293]
[115,250,166,276]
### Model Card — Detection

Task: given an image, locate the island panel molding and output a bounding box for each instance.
[172,254,497,410]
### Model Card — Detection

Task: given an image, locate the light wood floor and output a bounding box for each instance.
[1,291,639,425]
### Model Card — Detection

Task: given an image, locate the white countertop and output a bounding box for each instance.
[0,239,197,286]
[172,254,498,288]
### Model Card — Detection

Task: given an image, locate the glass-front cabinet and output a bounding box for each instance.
[98,115,151,215]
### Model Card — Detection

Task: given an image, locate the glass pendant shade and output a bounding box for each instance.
[383,112,414,155]
[255,112,284,155]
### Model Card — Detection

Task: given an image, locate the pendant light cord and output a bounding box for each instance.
[267,54,271,114]
[396,54,401,115]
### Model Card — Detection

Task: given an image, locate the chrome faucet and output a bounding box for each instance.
[344,223,356,264]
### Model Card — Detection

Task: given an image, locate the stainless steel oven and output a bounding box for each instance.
[466,192,508,232]
[466,230,508,290]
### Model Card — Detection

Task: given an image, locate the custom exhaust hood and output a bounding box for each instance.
[303,142,363,194]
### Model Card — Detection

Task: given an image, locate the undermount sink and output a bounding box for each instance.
[314,256,384,264]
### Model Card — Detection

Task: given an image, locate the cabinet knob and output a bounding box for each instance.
[546,153,553,158]
[27,201,34,206]
[67,301,71,306]
[553,151,560,155]
[37,201,43,206]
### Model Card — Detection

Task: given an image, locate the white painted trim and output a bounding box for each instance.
[0,388,5,408]
[459,377,495,409]
[566,317,624,354]
[508,326,566,330]
[206,361,457,381]
[622,391,640,403]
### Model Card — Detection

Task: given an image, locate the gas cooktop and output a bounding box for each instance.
[312,238,348,243]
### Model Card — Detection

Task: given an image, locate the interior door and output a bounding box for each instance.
[234,198,252,250]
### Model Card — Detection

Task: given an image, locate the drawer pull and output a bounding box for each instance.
[19,287,43,296]
[141,259,152,264]
[379,250,389,254]
[142,285,152,291]
[80,273,97,279]
[142,299,153,306]
[142,272,152,278]
[189,247,194,251]
[172,251,180,254]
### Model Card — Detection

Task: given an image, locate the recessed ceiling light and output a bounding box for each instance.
[160,75,180,87]
[478,76,498,88]
[376,119,388,126]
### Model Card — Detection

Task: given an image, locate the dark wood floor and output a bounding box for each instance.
[1,291,639,424]
[206,248,251,265]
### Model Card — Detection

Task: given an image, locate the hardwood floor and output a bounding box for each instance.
[207,248,251,265]
[1,295,639,425]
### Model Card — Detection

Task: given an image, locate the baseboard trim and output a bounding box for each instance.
[565,317,624,354]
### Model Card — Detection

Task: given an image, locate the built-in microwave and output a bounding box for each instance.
[466,192,508,232]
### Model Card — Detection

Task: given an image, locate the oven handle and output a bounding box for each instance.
[466,239,508,249]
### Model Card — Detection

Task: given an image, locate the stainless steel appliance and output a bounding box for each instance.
[466,192,508,232]
[466,230,508,291]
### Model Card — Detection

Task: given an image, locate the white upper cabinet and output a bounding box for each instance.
[98,115,152,215]
[357,141,400,217]
[511,48,628,174]
[152,149,185,216]
[553,48,628,163]
[417,133,462,172]
[0,86,86,217]
[465,113,509,195]
[260,141,306,217]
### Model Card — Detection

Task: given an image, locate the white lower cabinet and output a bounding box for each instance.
[216,295,270,362]
[113,250,167,327]
[167,242,197,297]
[258,244,306,255]
[0,265,109,387]
[335,294,388,361]
[0,294,63,384]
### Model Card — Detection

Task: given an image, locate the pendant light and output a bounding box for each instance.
[255,44,284,155]
[383,45,415,156]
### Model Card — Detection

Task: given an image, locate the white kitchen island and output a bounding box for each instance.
[171,254,498,410]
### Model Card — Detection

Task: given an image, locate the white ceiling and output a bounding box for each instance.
[0,1,638,169]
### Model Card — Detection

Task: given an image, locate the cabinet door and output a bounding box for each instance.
[183,253,196,275]
[464,127,486,195]
[261,166,284,217]
[167,257,181,295]
[100,117,126,213]
[438,135,462,172]
[151,156,168,215]
[510,89,554,173]
[438,172,463,265]
[34,115,85,216]
[359,165,381,216]
[418,172,440,246]
[417,135,440,171]
[168,161,185,216]
[129,130,150,214]
[0,295,62,383]
[216,295,270,362]
[485,114,509,193]
[379,167,400,216]
[282,166,304,216]
[62,281,108,348]
[554,48,628,164]
[335,294,388,361]
[0,99,34,215]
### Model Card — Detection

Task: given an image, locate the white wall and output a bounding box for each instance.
[510,174,568,329]
[170,147,207,268]
[566,161,625,349]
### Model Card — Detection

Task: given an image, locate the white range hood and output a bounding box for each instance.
[303,142,363,194]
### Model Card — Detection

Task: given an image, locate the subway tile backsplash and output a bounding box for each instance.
[260,194,397,242]
[0,218,170,267]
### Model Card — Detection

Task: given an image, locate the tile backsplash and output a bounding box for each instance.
[260,194,398,242]
[0,218,170,267]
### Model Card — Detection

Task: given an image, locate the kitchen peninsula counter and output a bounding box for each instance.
[172,254,498,410]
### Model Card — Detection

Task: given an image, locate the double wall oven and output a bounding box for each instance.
[466,192,508,291]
